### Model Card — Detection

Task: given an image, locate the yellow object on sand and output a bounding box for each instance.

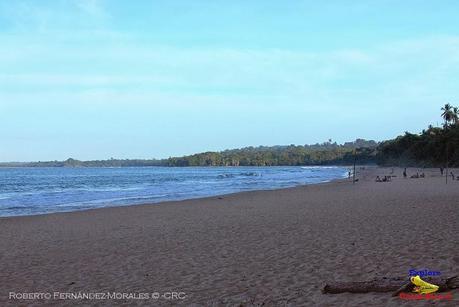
[410,275,439,294]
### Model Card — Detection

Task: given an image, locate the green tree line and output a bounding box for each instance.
[1,104,457,168]
[0,140,377,167]
[376,103,459,167]
[165,140,377,166]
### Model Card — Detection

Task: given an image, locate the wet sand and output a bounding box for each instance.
[0,167,458,306]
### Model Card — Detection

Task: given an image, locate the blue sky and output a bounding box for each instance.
[1,0,459,161]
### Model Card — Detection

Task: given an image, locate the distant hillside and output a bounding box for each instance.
[165,139,377,166]
[0,139,378,167]
[4,102,458,168]
[0,158,165,168]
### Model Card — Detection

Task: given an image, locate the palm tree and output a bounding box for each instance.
[441,103,453,128]
[452,107,459,125]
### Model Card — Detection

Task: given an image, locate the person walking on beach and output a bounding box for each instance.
[440,167,444,176]
[403,168,407,179]
[451,172,455,180]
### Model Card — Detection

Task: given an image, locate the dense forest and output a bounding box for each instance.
[1,104,457,168]
[376,103,459,167]
[0,139,377,167]
[165,140,377,166]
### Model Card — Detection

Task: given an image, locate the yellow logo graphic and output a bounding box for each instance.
[410,275,439,294]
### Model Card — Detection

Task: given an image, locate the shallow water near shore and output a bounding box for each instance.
[0,166,348,217]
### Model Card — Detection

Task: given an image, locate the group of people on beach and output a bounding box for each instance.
[375,168,428,182]
[373,167,458,183]
[401,168,425,179]
[375,175,392,182]
[410,172,425,179]
[400,168,458,180]
[440,167,458,180]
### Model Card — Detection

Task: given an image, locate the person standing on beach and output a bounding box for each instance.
[440,167,444,176]
[403,168,407,178]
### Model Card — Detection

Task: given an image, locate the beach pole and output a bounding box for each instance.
[446,142,448,184]
[353,149,356,184]
[444,117,448,185]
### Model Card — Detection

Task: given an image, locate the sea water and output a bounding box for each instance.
[0,166,348,217]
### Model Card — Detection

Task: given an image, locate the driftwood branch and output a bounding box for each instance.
[392,281,413,297]
[322,276,458,295]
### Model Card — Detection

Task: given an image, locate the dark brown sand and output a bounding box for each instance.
[0,167,458,306]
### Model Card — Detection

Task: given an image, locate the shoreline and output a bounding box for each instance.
[0,176,350,220]
[1,166,457,306]
[0,166,352,219]
[0,177,350,220]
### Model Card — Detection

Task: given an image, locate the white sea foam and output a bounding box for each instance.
[0,166,348,216]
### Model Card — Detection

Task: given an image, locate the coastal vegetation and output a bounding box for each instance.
[1,104,457,168]
[376,103,459,167]
[0,140,378,167]
[165,140,377,167]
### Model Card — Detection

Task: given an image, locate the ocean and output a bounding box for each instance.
[0,166,348,217]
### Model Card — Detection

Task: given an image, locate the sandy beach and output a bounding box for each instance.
[0,167,458,306]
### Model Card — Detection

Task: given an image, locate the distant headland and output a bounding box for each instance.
[1,104,458,168]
